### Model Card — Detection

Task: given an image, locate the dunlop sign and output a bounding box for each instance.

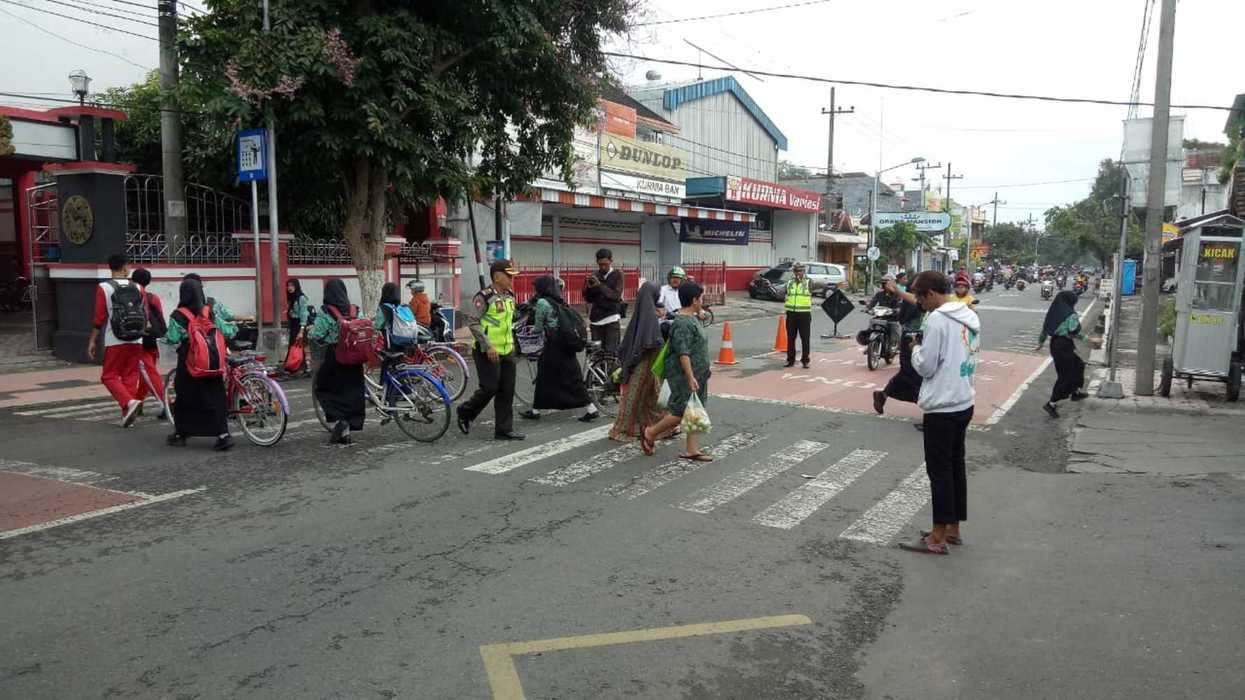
[599,132,687,183]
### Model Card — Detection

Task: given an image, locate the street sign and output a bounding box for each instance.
[874,211,952,232]
[237,128,267,183]
[866,246,880,261]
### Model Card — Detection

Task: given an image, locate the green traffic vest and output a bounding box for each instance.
[478,289,516,355]
[785,279,812,312]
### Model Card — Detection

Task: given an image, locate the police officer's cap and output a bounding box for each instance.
[490,259,519,277]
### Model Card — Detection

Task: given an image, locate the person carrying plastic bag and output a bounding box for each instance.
[640,281,713,462]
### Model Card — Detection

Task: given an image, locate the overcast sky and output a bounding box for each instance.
[2,0,1240,228]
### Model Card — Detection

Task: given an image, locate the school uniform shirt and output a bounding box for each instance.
[94,279,143,348]
[659,285,682,316]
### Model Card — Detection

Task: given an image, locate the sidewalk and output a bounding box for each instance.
[0,312,68,375]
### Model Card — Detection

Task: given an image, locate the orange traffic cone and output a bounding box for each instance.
[715,322,738,365]
[773,314,788,353]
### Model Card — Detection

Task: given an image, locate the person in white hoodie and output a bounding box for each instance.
[905,270,981,555]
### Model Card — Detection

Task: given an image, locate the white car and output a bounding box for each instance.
[773,261,847,297]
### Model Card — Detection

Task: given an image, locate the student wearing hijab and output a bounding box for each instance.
[520,275,598,423]
[375,281,402,332]
[1036,290,1088,417]
[284,278,311,374]
[163,276,232,450]
[609,281,670,442]
[308,279,366,444]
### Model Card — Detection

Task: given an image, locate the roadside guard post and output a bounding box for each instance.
[1162,213,1245,400]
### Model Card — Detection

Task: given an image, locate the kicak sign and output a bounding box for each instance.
[726,176,821,213]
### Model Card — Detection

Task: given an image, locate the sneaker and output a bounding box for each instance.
[578,412,599,422]
[329,420,348,444]
[520,409,541,420]
[1043,402,1059,418]
[121,400,141,428]
[456,408,471,435]
[213,435,234,451]
[872,390,886,415]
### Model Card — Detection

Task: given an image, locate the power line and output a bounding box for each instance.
[36,0,158,26]
[97,0,155,9]
[0,4,151,68]
[956,178,1095,190]
[0,0,157,39]
[1126,0,1157,120]
[635,0,832,26]
[604,52,1235,111]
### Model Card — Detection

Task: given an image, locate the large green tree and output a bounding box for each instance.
[179,0,632,308]
[875,221,934,266]
[1043,158,1142,268]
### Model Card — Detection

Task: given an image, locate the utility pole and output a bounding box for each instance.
[157,0,186,260]
[820,87,855,198]
[1098,171,1131,399]
[262,0,282,330]
[1135,0,1177,397]
[986,192,1005,229]
[943,163,964,263]
[911,161,942,210]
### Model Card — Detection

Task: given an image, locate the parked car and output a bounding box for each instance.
[770,261,847,297]
[748,267,793,301]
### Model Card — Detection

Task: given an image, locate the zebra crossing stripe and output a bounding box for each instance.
[752,449,887,530]
[465,424,613,475]
[602,433,761,500]
[676,440,828,514]
[838,464,930,544]
[533,442,643,487]
[15,400,119,417]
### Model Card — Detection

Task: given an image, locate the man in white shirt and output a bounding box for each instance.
[658,266,685,318]
[86,253,145,427]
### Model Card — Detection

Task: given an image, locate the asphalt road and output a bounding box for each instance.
[2,283,1241,699]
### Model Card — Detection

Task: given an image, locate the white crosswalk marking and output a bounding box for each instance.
[675,440,828,514]
[602,433,761,500]
[838,464,930,544]
[464,424,612,475]
[14,400,118,417]
[533,442,643,486]
[753,449,887,530]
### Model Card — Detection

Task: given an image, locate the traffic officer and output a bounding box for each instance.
[784,262,814,368]
[457,259,525,441]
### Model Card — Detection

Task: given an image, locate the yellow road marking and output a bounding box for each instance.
[479,613,812,699]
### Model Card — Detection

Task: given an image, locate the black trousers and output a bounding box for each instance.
[884,336,922,404]
[461,349,516,436]
[923,407,973,525]
[786,311,811,365]
[1049,336,1085,403]
[590,322,620,353]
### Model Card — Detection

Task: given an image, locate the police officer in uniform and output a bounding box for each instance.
[784,262,814,368]
[457,259,525,440]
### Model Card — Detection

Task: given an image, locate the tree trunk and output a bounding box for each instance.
[342,156,389,314]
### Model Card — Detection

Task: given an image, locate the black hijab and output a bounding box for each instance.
[286,278,304,308]
[1043,290,1079,338]
[617,281,664,384]
[380,282,401,306]
[533,275,564,304]
[178,276,205,316]
[322,278,351,316]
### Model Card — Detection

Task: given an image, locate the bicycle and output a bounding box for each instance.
[314,349,452,442]
[698,304,715,328]
[512,326,620,418]
[158,351,291,447]
[382,335,470,402]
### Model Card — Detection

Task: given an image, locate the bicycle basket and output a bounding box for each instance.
[515,327,545,355]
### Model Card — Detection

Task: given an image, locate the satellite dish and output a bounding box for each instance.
[645,70,662,81]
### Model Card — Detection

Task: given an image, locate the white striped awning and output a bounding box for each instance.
[534,187,756,223]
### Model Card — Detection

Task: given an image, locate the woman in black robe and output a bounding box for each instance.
[166,276,232,450]
[1037,290,1088,417]
[310,279,367,444]
[524,275,597,422]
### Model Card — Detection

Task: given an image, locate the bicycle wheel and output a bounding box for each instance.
[234,374,288,446]
[162,369,177,426]
[424,345,469,402]
[700,308,715,328]
[385,370,451,442]
[513,354,539,406]
[586,354,622,418]
[311,378,331,432]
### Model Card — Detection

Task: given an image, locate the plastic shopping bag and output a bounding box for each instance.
[680,393,712,434]
[283,338,306,373]
[651,342,670,379]
[656,380,671,411]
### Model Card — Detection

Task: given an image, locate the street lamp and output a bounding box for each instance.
[68,69,91,106]
[869,157,924,292]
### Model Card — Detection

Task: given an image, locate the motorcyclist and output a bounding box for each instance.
[867,272,913,353]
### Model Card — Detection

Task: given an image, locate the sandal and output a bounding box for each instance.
[897,535,950,555]
[921,530,963,545]
[679,453,714,462]
[639,424,656,456]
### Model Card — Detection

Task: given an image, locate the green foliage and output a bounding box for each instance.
[1158,296,1176,340]
[0,115,13,157]
[1042,159,1141,268]
[875,221,933,264]
[982,223,1034,265]
[1220,118,1243,185]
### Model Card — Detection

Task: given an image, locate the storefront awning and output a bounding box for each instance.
[534,187,755,223]
[818,232,867,245]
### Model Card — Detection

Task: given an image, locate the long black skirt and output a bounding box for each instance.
[173,348,229,438]
[533,340,592,411]
[1050,335,1085,402]
[315,346,366,430]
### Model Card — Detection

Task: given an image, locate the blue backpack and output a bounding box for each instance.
[384,303,421,348]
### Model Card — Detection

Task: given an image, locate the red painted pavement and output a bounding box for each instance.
[711,348,1047,424]
[0,472,141,533]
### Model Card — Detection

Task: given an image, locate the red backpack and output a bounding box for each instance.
[327,305,376,366]
[178,306,227,378]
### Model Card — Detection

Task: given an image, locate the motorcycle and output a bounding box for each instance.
[1016,278,1027,292]
[1056,275,1067,290]
[1073,279,1087,295]
[1040,280,1054,300]
[1003,276,1014,290]
[856,301,899,371]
